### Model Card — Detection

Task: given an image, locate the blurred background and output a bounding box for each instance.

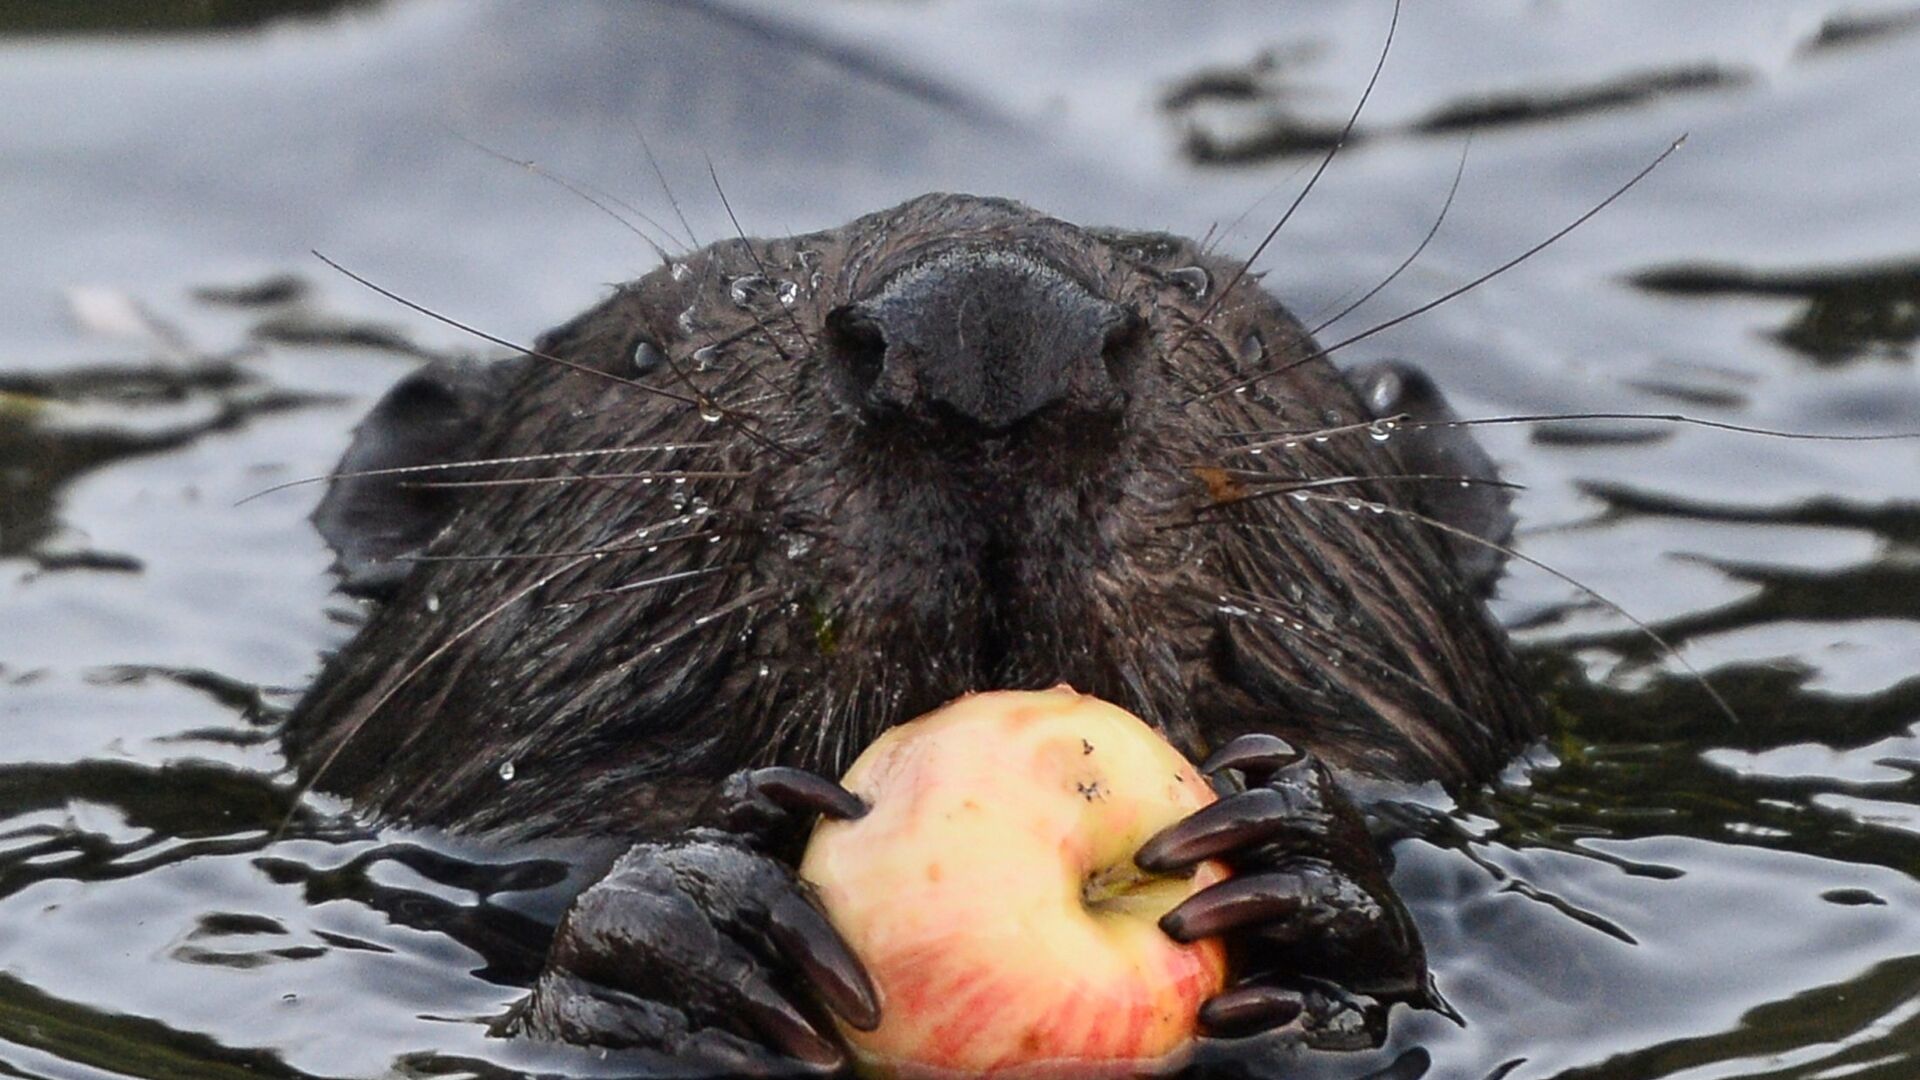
[1,2,1917,1077]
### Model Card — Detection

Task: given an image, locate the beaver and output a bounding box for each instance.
[289,192,1542,1073]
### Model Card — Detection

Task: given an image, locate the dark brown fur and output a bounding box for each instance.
[289,193,1540,839]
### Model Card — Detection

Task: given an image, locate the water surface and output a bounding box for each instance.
[2,2,1918,1077]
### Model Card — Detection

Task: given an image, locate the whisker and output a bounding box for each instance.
[705,160,820,357]
[1308,132,1472,335]
[1192,472,1524,512]
[1210,491,1743,727]
[450,130,680,259]
[235,443,722,505]
[1201,159,1316,259]
[399,470,751,491]
[280,540,618,834]
[1220,413,1410,454]
[1222,410,1920,451]
[1170,0,1401,359]
[313,253,692,401]
[650,326,800,460]
[1427,411,1920,442]
[549,564,741,607]
[1187,135,1687,407]
[402,532,716,565]
[634,122,700,250]
[1212,584,1444,700]
[310,252,803,461]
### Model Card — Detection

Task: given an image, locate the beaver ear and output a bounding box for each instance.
[1344,360,1515,596]
[312,358,515,599]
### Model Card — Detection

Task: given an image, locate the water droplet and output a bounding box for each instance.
[1367,501,1386,514]
[1288,491,1310,503]
[424,593,441,613]
[1218,604,1250,618]
[498,761,516,782]
[729,275,772,307]
[693,344,721,372]
[1459,480,1472,489]
[645,545,659,554]
[1233,386,1249,397]
[673,476,689,485]
[1248,446,1264,456]
[1323,409,1345,424]
[1282,440,1299,450]
[707,535,721,544]
[777,280,800,307]
[1313,435,1330,443]
[1343,497,1363,511]
[698,401,724,423]
[758,662,771,678]
[1367,419,1394,442]
[1168,265,1211,298]
[1237,331,1265,366]
[632,341,666,376]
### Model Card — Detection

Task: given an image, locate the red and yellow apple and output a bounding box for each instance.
[799,686,1228,1079]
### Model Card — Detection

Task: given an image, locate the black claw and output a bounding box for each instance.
[1161,872,1310,943]
[734,971,845,1070]
[767,889,881,1031]
[1201,733,1302,781]
[1137,788,1300,873]
[1198,985,1306,1037]
[753,767,869,821]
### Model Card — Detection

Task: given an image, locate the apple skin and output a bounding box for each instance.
[799,687,1229,1079]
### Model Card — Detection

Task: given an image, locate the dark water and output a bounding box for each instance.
[2,2,1917,1077]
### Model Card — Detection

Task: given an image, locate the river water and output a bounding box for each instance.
[2,2,1917,1078]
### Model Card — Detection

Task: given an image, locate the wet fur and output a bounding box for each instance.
[288,192,1541,839]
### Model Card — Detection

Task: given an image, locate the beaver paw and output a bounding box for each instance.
[708,765,870,855]
[506,769,877,1073]
[1136,733,1431,1051]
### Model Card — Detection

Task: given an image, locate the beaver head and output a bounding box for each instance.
[293,193,1539,837]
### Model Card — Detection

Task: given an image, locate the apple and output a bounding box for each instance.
[799,686,1229,1079]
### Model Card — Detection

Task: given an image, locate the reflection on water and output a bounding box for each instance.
[0,0,377,37]
[2,1,1918,1077]
[1636,261,1920,365]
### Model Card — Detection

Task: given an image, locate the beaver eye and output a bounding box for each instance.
[631,340,667,376]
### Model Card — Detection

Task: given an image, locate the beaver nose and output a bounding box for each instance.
[824,249,1137,432]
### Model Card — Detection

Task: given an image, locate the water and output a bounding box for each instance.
[2,2,1918,1077]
